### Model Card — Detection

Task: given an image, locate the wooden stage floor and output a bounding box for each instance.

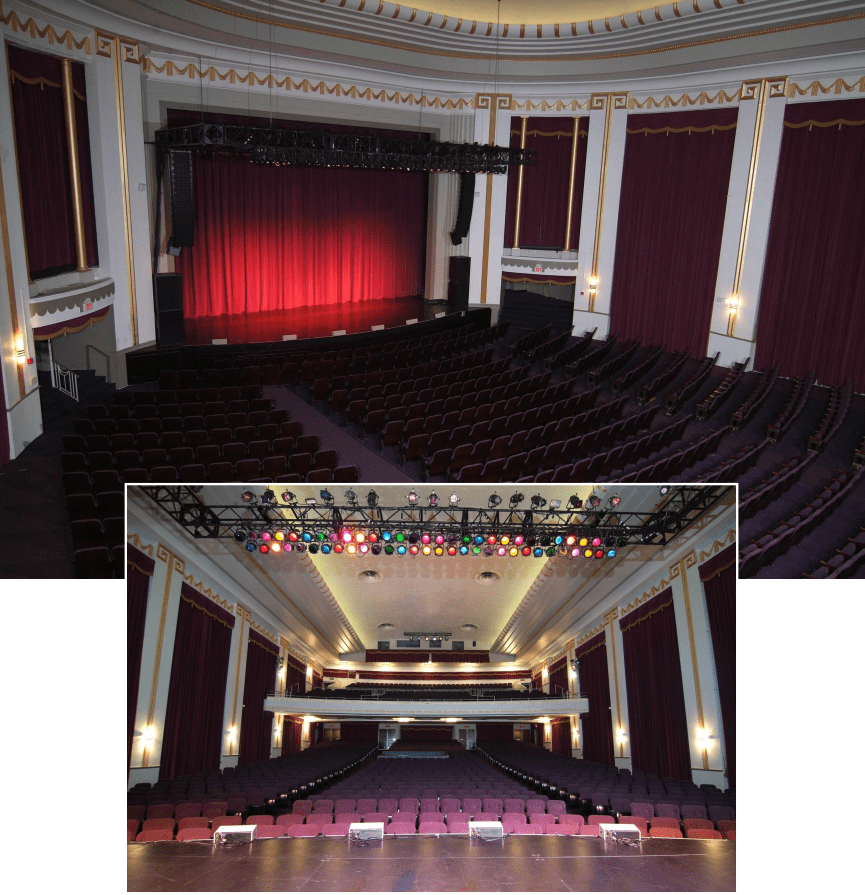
[127,834,735,892]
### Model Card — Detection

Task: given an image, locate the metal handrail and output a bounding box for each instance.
[267,688,577,702]
[51,362,79,401]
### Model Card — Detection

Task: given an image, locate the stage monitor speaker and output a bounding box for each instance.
[168,151,195,248]
[155,273,185,347]
[448,257,471,311]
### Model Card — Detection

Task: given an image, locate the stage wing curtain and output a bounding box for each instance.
[620,588,692,780]
[177,152,425,319]
[576,632,615,766]
[158,584,234,780]
[239,631,278,765]
[282,717,302,755]
[7,45,97,278]
[608,109,738,356]
[475,722,514,741]
[754,98,865,390]
[504,117,589,249]
[551,718,572,756]
[127,546,154,769]
[548,657,568,697]
[339,722,380,741]
[700,544,736,789]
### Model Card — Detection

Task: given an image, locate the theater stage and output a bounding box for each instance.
[127,834,735,892]
[184,296,444,344]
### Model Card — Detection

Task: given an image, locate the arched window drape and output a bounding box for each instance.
[238,630,278,765]
[576,631,615,766]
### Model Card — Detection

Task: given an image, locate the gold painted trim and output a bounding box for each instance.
[672,553,707,769]
[621,15,628,29]
[60,58,88,272]
[628,88,740,110]
[785,117,865,129]
[627,123,736,135]
[605,18,612,32]
[513,98,590,112]
[788,76,865,98]
[638,10,646,25]
[502,24,509,38]
[407,8,415,23]
[358,0,366,12]
[698,528,736,563]
[512,116,528,250]
[439,16,448,30]
[423,12,432,26]
[673,3,682,18]
[563,117,580,251]
[519,25,525,39]
[469,21,477,35]
[0,134,25,399]
[587,22,595,35]
[8,71,86,101]
[621,573,674,617]
[179,569,234,615]
[655,6,663,22]
[0,8,91,53]
[391,5,400,19]
[143,546,180,767]
[577,623,605,647]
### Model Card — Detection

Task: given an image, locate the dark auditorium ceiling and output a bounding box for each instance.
[129,484,735,670]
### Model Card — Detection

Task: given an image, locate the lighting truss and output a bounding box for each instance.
[154,123,535,175]
[140,486,727,559]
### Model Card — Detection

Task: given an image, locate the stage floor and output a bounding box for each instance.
[127,834,735,892]
[184,296,444,344]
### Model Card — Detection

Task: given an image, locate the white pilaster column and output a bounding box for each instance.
[573,93,629,338]
[708,77,788,367]
[129,544,183,785]
[606,609,631,772]
[221,605,250,769]
[0,39,41,457]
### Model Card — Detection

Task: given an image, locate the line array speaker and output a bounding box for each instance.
[168,151,195,248]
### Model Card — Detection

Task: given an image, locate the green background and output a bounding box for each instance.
[2,580,865,895]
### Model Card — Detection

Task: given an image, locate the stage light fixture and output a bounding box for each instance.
[567,495,583,510]
[659,485,671,495]
[295,543,306,553]
[345,490,358,506]
[259,543,269,554]
[422,545,432,555]
[359,543,369,554]
[305,497,316,506]
[450,492,460,506]
[533,547,544,557]
[549,499,561,510]
[448,545,457,555]
[407,491,419,506]
[435,546,444,556]
[245,542,256,552]
[531,494,547,510]
[408,545,418,555]
[241,490,255,503]
[347,543,357,555]
[283,542,293,553]
[509,546,519,557]
[396,532,406,543]
[522,546,531,556]
[497,546,506,556]
[607,548,617,558]
[571,547,580,557]
[261,531,272,542]
[274,530,285,541]
[428,492,438,507]
[234,530,247,542]
[261,489,276,504]
[488,494,502,508]
[592,537,602,547]
[367,490,379,507]
[515,534,524,546]
[287,531,299,542]
[460,545,469,555]
[281,491,297,505]
[384,544,394,555]
[509,492,524,508]
[302,532,312,542]
[435,533,444,545]
[320,490,335,505]
[321,544,331,554]
[587,494,601,508]
[595,549,604,559]
[584,548,593,558]
[610,495,621,507]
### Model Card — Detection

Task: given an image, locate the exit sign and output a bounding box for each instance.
[534,265,543,273]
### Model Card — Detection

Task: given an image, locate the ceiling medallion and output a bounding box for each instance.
[474,572,500,585]
[357,570,382,583]
[377,622,395,629]
[461,623,479,631]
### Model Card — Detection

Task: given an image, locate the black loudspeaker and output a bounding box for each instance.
[448,256,471,310]
[168,151,195,248]
[155,273,185,347]
[450,172,475,245]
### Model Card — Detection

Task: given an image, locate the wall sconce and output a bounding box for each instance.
[142,725,156,748]
[696,726,717,749]
[15,335,31,366]
[227,725,237,743]
[616,727,628,747]
[725,295,739,337]
[541,666,548,679]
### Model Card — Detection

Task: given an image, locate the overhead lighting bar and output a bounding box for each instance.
[154,123,536,175]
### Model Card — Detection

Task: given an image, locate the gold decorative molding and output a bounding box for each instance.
[94,31,140,64]
[126,532,155,557]
[621,574,674,617]
[576,622,605,647]
[1,7,91,53]
[698,528,736,562]
[247,614,279,647]
[565,638,575,651]
[512,98,590,112]
[179,568,235,615]
[788,76,865,98]
[141,57,473,109]
[628,88,741,110]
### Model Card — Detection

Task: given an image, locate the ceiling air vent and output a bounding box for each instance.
[377,622,395,630]
[474,571,501,585]
[357,570,381,583]
[461,623,479,631]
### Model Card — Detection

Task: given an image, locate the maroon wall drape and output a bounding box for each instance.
[701,544,736,789]
[339,721,380,741]
[620,588,692,781]
[238,631,278,765]
[548,657,568,697]
[531,673,542,691]
[282,717,302,755]
[609,109,738,356]
[127,546,154,769]
[399,725,453,741]
[550,718,572,756]
[504,117,589,249]
[7,45,97,277]
[0,370,9,466]
[754,98,865,391]
[475,722,514,741]
[283,653,305,695]
[158,584,234,779]
[576,632,615,766]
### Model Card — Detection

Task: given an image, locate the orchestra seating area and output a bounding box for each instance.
[128,743,735,842]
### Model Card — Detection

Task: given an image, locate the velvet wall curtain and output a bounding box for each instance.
[399,726,453,741]
[282,717,303,755]
[548,658,568,697]
[701,544,736,789]
[608,109,738,356]
[753,98,865,390]
[127,546,154,769]
[550,719,572,755]
[283,656,305,695]
[7,45,97,278]
[172,110,427,320]
[576,632,615,766]
[239,632,278,765]
[620,588,692,781]
[158,584,234,780]
[504,117,589,249]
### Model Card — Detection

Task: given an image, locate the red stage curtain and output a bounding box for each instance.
[548,657,568,697]
[551,718,572,756]
[754,98,865,390]
[127,546,154,769]
[475,722,514,741]
[158,584,234,779]
[339,722,380,741]
[701,545,736,789]
[282,717,302,755]
[239,631,278,765]
[7,45,97,278]
[173,111,426,319]
[576,632,614,766]
[620,588,692,781]
[504,117,589,249]
[608,109,738,356]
